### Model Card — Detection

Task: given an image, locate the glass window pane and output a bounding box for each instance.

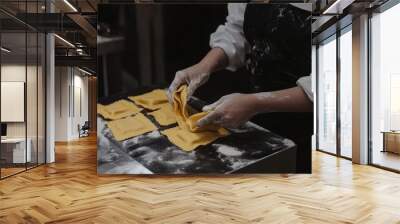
[339,29,352,158]
[1,31,28,177]
[312,45,317,150]
[26,0,40,169]
[27,31,38,169]
[1,1,46,179]
[318,36,337,154]
[371,3,400,171]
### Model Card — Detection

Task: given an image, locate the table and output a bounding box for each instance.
[382,131,400,154]
[98,89,297,174]
[1,138,31,164]
[98,105,297,174]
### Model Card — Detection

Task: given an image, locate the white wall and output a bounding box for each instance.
[1,65,26,135]
[54,67,89,141]
[55,67,69,141]
[70,72,89,139]
[1,65,26,141]
[1,63,46,164]
[1,82,25,122]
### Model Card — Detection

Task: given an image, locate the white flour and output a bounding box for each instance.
[215,144,243,157]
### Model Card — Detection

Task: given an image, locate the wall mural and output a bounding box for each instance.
[97,3,313,175]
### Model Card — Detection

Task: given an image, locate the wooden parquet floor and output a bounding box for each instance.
[1,135,400,224]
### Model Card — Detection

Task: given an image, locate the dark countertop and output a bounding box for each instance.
[98,90,297,174]
[98,116,296,174]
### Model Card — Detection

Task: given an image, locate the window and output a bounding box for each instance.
[317,35,337,154]
[339,28,352,158]
[370,2,400,171]
[0,1,47,179]
[317,25,353,159]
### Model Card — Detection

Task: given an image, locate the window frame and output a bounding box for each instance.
[367,0,400,173]
[316,23,353,161]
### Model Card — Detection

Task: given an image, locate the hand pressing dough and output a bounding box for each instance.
[98,100,142,120]
[107,113,157,141]
[162,126,229,151]
[173,85,223,132]
[162,85,229,151]
[148,103,177,126]
[129,89,169,110]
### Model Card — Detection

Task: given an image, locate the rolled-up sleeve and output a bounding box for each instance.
[296,76,313,102]
[210,3,249,71]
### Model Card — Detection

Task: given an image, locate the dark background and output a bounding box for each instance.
[98,4,252,104]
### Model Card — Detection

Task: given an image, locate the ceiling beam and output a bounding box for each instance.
[52,0,97,47]
[322,0,356,14]
[67,13,97,46]
[55,55,96,71]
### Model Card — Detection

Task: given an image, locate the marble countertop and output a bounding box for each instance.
[98,91,296,174]
[98,115,296,174]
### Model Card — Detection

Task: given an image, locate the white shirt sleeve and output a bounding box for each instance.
[209,3,249,72]
[296,76,313,102]
[210,3,313,103]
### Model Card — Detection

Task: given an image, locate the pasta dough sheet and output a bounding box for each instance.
[129,89,169,110]
[173,85,223,132]
[97,104,106,116]
[162,85,229,151]
[107,113,157,141]
[162,126,229,151]
[148,103,177,126]
[98,100,142,120]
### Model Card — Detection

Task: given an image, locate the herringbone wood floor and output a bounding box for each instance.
[1,135,400,224]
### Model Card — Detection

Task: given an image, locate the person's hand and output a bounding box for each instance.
[197,93,260,129]
[167,65,210,103]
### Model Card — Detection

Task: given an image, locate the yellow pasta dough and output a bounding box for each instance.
[148,103,177,126]
[107,113,157,141]
[97,104,106,115]
[162,126,229,151]
[161,85,229,151]
[129,89,169,110]
[98,100,142,120]
[173,85,223,132]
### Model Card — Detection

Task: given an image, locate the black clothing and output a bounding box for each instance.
[243,4,313,173]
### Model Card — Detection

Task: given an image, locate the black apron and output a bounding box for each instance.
[243,4,313,173]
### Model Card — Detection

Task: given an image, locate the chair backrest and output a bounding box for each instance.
[82,121,90,129]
